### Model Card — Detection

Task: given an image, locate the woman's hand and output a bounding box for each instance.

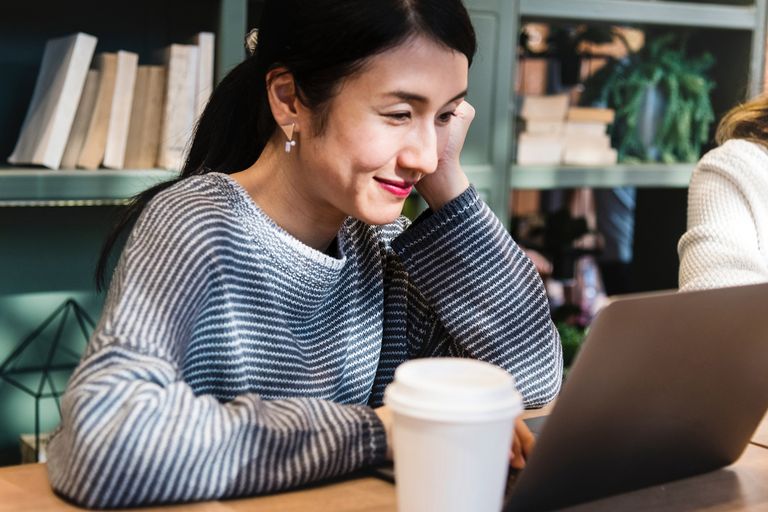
[377,405,535,467]
[509,417,536,469]
[415,101,474,211]
[375,405,394,460]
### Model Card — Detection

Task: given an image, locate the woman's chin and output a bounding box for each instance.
[357,205,406,225]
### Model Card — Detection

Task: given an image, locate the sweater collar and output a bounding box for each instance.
[213,173,349,292]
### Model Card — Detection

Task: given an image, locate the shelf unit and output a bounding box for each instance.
[461,0,766,222]
[0,0,248,204]
[465,0,765,195]
[509,163,695,189]
[510,0,764,198]
[0,169,176,206]
[0,0,251,466]
[459,0,767,292]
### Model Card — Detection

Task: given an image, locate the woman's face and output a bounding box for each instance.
[295,35,469,225]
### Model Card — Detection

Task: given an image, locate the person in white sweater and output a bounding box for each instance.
[678,98,768,291]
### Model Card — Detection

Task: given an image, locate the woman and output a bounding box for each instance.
[678,96,768,291]
[47,0,562,507]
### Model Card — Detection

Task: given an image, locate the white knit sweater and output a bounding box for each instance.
[678,139,768,291]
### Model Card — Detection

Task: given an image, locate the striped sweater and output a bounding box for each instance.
[47,173,562,508]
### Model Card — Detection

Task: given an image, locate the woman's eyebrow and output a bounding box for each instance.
[383,89,468,105]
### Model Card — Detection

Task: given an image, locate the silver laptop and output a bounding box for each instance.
[505,282,768,511]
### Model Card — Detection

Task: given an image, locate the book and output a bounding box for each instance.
[103,51,139,169]
[8,32,97,169]
[60,69,100,169]
[124,66,166,169]
[564,121,607,136]
[525,120,565,135]
[511,189,541,217]
[516,56,548,96]
[567,107,615,124]
[191,32,215,120]
[562,118,616,165]
[77,53,118,170]
[563,146,618,166]
[520,94,569,122]
[563,131,617,165]
[157,44,199,171]
[516,132,564,165]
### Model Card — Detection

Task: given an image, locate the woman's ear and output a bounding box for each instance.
[266,68,300,129]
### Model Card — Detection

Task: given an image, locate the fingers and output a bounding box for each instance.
[509,430,524,469]
[455,100,475,123]
[509,418,536,469]
[374,405,394,461]
[516,418,536,458]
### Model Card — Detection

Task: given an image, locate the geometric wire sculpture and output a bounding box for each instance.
[0,299,94,461]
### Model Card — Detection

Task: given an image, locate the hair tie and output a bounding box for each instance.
[245,28,259,56]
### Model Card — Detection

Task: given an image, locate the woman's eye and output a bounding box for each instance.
[385,112,411,122]
[437,111,457,124]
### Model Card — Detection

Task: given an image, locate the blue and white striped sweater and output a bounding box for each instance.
[47,173,562,507]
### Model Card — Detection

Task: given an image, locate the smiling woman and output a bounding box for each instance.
[45,0,563,508]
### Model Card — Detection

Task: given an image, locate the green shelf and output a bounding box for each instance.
[0,168,177,206]
[519,0,758,29]
[509,163,695,189]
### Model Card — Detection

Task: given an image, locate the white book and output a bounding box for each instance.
[124,66,166,169]
[158,44,199,171]
[191,32,215,120]
[516,132,564,165]
[565,121,608,136]
[519,94,569,122]
[103,51,139,169]
[525,120,565,135]
[77,53,118,170]
[8,33,98,169]
[563,131,617,166]
[60,69,100,169]
[564,132,612,150]
[563,146,618,166]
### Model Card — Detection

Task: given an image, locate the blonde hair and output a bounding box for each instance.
[716,93,768,146]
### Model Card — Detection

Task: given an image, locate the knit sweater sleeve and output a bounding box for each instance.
[678,139,768,291]
[46,196,385,508]
[390,186,562,407]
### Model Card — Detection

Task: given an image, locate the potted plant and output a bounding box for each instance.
[581,33,716,163]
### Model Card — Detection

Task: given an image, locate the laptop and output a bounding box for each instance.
[504,282,768,510]
[373,283,768,510]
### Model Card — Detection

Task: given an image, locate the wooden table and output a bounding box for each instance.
[1,410,767,512]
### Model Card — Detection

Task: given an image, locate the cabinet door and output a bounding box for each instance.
[463,0,516,224]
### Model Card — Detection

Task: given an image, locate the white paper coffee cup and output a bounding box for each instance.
[384,358,523,512]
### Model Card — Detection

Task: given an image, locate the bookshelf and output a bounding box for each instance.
[0,0,251,466]
[462,0,766,217]
[0,168,176,206]
[463,0,767,292]
[508,163,695,189]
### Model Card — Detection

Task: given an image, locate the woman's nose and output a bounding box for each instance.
[398,123,438,175]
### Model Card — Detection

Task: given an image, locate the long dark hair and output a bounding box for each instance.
[96,0,476,290]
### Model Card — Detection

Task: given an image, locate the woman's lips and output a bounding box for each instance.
[374,177,413,198]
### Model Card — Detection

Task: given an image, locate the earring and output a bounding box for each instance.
[280,123,297,153]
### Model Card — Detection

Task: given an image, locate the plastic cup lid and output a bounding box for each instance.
[384,358,523,422]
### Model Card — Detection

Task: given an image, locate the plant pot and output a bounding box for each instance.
[636,84,667,161]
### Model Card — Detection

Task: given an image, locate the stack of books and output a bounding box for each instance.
[516,94,617,166]
[8,31,215,171]
[562,107,617,165]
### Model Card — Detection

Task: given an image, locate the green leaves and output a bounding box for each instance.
[582,33,715,163]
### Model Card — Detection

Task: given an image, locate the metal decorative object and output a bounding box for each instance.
[0,299,95,461]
